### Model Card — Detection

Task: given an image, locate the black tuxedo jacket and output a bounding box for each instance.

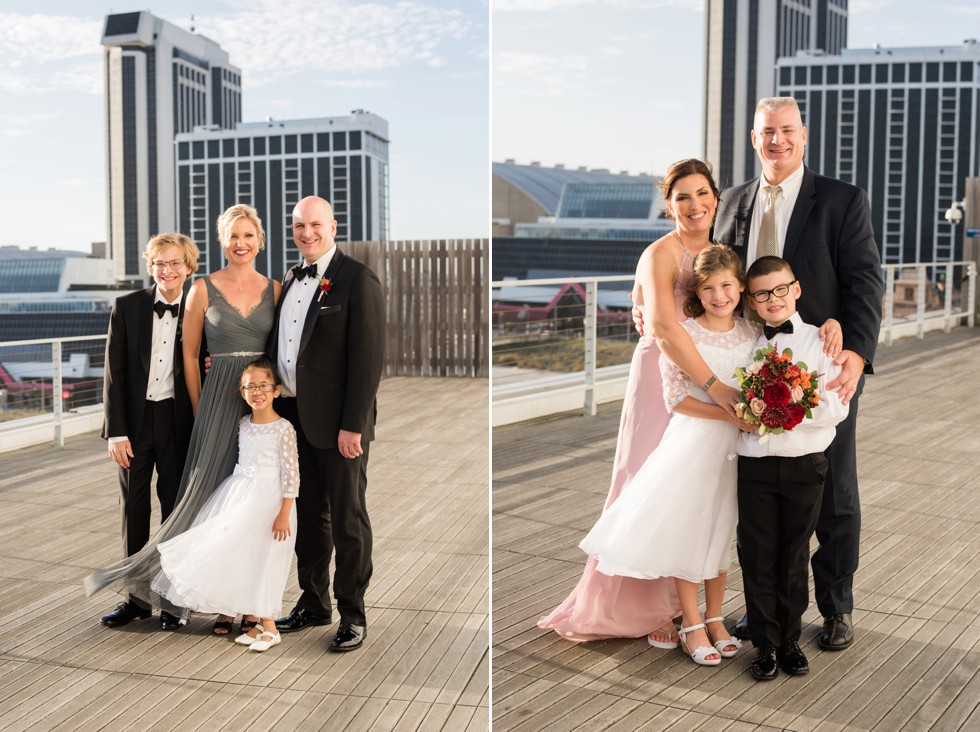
[713,167,883,371]
[101,285,194,461]
[268,248,386,450]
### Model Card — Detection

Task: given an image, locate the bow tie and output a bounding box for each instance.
[292,263,319,281]
[154,301,179,319]
[763,321,794,340]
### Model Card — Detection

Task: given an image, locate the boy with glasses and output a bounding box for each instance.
[736,255,849,680]
[99,233,199,630]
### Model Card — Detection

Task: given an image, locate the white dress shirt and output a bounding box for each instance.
[108,290,181,445]
[737,312,849,458]
[277,247,337,397]
[746,163,805,264]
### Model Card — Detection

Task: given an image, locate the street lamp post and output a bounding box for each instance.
[946,177,980,320]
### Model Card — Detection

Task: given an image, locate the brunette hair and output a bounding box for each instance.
[216,203,266,251]
[241,356,281,387]
[661,159,720,218]
[143,232,200,275]
[746,255,795,284]
[683,244,746,318]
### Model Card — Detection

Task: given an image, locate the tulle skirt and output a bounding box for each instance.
[152,465,296,618]
[580,413,739,583]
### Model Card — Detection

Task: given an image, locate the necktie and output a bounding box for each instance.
[757,185,782,259]
[763,320,794,340]
[154,301,179,319]
[292,263,319,281]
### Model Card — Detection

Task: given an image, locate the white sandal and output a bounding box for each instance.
[248,629,281,652]
[704,616,742,658]
[235,623,265,646]
[678,623,721,666]
[647,622,680,650]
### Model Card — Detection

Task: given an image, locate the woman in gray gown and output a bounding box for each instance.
[85,204,280,631]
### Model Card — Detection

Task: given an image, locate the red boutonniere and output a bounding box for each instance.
[317,277,332,303]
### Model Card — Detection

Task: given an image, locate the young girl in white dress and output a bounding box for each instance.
[152,357,299,652]
[580,245,761,666]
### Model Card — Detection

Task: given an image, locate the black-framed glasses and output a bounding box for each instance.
[749,280,796,303]
[240,383,276,393]
[151,259,185,270]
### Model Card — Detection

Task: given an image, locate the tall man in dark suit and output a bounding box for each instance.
[99,233,199,630]
[714,97,883,650]
[272,196,386,652]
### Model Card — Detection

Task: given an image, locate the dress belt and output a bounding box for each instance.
[210,351,264,357]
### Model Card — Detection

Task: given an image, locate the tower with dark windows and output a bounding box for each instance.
[703,0,848,188]
[102,11,241,282]
[777,41,980,264]
[174,112,390,281]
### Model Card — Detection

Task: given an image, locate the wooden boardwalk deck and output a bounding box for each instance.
[493,329,980,731]
[0,377,488,731]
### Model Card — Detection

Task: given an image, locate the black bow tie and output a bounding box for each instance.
[764,321,794,340]
[154,301,179,319]
[292,263,319,281]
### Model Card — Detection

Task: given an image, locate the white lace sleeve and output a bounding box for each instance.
[279,421,300,498]
[659,352,692,411]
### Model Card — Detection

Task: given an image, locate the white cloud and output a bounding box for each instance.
[944,3,980,15]
[849,0,894,12]
[194,0,475,86]
[0,13,102,62]
[493,51,590,95]
[321,79,388,89]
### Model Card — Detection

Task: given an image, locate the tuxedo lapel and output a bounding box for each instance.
[736,182,758,250]
[298,248,346,357]
[139,286,155,376]
[783,168,816,264]
[173,291,186,380]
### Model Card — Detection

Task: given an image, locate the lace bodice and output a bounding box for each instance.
[660,318,762,410]
[237,416,300,498]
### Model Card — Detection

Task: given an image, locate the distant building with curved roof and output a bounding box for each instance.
[493,160,665,237]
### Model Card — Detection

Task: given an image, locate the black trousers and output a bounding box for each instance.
[118,399,181,605]
[812,380,863,616]
[738,453,827,648]
[278,397,373,626]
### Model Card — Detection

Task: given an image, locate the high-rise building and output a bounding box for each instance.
[102,11,241,282]
[175,113,390,280]
[777,41,980,264]
[703,0,848,187]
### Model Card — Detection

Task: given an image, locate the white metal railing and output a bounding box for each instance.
[492,261,978,426]
[0,334,106,448]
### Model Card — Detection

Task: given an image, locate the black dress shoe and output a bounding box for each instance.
[160,611,183,631]
[750,646,779,681]
[275,607,332,633]
[818,613,853,651]
[329,622,365,652]
[777,640,809,675]
[100,601,152,628]
[731,614,750,640]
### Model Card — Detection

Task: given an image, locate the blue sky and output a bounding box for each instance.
[0,0,489,252]
[493,0,980,177]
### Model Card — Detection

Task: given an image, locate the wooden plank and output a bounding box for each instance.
[492,328,980,731]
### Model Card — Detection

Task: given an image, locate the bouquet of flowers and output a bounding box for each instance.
[733,344,821,443]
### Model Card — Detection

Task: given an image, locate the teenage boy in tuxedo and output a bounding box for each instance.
[98,233,199,631]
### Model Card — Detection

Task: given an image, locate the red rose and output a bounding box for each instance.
[760,405,787,429]
[763,382,791,406]
[784,404,806,430]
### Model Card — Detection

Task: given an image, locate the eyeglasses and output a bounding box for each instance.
[240,383,276,393]
[749,280,797,303]
[151,260,186,270]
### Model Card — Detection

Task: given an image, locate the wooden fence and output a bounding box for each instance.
[344,239,489,378]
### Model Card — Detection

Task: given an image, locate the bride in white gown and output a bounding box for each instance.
[580,245,760,666]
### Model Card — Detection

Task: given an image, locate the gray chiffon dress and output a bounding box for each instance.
[84,276,276,615]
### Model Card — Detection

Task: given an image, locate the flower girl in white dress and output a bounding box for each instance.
[152,357,299,652]
[580,245,760,666]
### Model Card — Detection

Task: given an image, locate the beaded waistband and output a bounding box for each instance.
[210,351,264,358]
